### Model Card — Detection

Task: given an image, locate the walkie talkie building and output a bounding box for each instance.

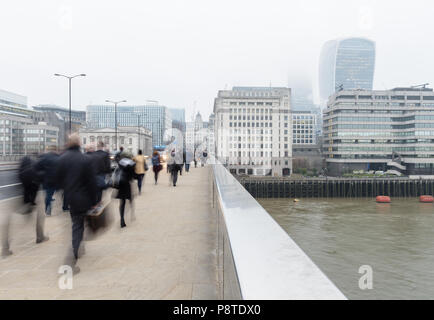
[319,38,376,103]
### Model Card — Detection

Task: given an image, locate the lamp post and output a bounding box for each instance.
[105,99,127,151]
[54,73,86,135]
[136,114,141,153]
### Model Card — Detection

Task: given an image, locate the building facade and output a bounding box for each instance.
[214,86,292,177]
[86,104,172,149]
[292,111,317,145]
[319,37,376,103]
[0,89,59,158]
[33,104,87,148]
[0,114,59,156]
[323,87,434,176]
[185,112,209,158]
[79,126,152,156]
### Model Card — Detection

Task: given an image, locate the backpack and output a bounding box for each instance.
[152,155,160,166]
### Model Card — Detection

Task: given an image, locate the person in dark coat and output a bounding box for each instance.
[151,150,162,184]
[18,156,40,210]
[34,146,59,216]
[116,157,135,228]
[55,134,97,274]
[91,141,112,203]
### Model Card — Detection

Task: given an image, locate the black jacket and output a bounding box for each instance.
[56,146,97,214]
[89,150,111,175]
[34,152,59,188]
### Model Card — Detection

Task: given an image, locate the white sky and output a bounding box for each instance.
[1,0,433,120]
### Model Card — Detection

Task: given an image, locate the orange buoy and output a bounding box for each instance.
[419,195,434,203]
[376,196,391,203]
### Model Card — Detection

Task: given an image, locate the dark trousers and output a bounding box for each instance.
[119,198,132,226]
[44,186,56,214]
[170,165,179,186]
[63,192,69,211]
[185,163,190,172]
[154,170,159,183]
[70,213,85,259]
[137,174,144,193]
[24,183,38,205]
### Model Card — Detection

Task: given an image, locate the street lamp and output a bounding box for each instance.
[136,114,141,153]
[105,99,127,151]
[54,73,86,135]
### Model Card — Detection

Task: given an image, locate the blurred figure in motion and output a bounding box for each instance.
[92,141,112,204]
[151,150,162,185]
[185,149,193,173]
[56,134,97,274]
[18,156,40,211]
[2,155,49,257]
[115,155,135,228]
[201,150,208,167]
[168,148,182,187]
[34,145,59,216]
[133,149,148,195]
[114,146,124,163]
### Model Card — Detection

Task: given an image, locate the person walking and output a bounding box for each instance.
[133,150,148,194]
[92,141,112,203]
[2,156,49,257]
[151,150,162,184]
[114,146,124,163]
[168,148,182,187]
[55,134,98,274]
[202,150,208,167]
[185,150,192,172]
[115,156,135,228]
[34,145,59,216]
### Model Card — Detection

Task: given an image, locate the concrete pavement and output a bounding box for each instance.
[0,166,219,299]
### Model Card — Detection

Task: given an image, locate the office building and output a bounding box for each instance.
[86,104,172,149]
[323,86,434,176]
[185,112,208,157]
[319,37,376,103]
[79,126,152,156]
[33,104,86,147]
[168,108,185,123]
[214,86,292,177]
[292,111,317,145]
[0,89,59,157]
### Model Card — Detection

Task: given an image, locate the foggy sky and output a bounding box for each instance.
[1,0,433,120]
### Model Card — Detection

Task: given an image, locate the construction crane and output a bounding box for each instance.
[411,83,429,89]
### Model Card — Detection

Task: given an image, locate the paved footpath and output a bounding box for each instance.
[0,166,219,299]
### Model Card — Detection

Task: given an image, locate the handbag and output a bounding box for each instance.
[111,167,122,189]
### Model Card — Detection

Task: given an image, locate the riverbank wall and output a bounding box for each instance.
[239,177,434,198]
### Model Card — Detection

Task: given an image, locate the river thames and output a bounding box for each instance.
[258,198,434,299]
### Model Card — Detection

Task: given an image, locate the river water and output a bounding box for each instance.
[258,198,434,300]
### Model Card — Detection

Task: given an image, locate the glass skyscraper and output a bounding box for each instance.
[86,104,172,147]
[319,37,376,103]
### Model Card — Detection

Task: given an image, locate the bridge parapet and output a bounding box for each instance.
[211,161,346,300]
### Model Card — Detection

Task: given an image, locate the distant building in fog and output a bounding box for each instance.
[319,37,376,103]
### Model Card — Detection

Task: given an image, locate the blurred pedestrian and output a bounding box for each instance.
[115,156,135,228]
[114,146,124,163]
[56,134,97,274]
[18,156,40,212]
[185,150,193,172]
[34,145,59,216]
[202,150,208,167]
[133,149,148,194]
[92,141,112,204]
[168,148,182,187]
[2,156,49,257]
[151,150,162,184]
